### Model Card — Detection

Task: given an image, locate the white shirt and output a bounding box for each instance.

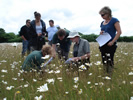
[36,24,42,34]
[47,26,58,41]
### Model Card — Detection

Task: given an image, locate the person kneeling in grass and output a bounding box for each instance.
[21,45,53,71]
[66,31,90,69]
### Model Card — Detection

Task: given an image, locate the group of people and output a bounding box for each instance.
[20,6,122,74]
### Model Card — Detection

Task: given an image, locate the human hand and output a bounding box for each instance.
[72,57,81,62]
[38,33,42,36]
[45,37,48,40]
[100,31,104,35]
[108,41,114,46]
[52,51,56,58]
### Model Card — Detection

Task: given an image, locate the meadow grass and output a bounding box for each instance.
[0,42,133,100]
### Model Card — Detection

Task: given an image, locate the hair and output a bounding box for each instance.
[57,29,66,37]
[41,45,53,55]
[34,11,41,17]
[26,19,30,23]
[49,20,54,24]
[99,6,112,17]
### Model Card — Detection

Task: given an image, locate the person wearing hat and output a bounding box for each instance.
[67,31,90,64]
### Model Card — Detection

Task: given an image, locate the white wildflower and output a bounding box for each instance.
[65,92,69,94]
[18,73,20,77]
[130,96,133,100]
[1,60,7,62]
[48,70,54,74]
[37,83,48,92]
[130,81,133,84]
[79,65,87,70]
[24,84,28,87]
[1,69,7,73]
[87,81,91,84]
[103,76,111,80]
[78,89,82,94]
[2,80,7,84]
[3,97,7,100]
[6,86,14,90]
[94,61,101,65]
[57,77,62,80]
[129,72,133,75]
[95,54,99,56]
[54,70,60,74]
[74,77,79,83]
[46,79,55,84]
[89,73,92,76]
[12,78,17,80]
[34,95,43,100]
[33,79,37,82]
[107,88,110,91]
[1,75,4,77]
[73,85,78,89]
[122,81,126,84]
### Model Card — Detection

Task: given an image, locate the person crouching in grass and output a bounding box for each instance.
[21,45,53,71]
[67,31,90,69]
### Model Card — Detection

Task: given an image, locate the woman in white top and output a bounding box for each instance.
[29,11,48,51]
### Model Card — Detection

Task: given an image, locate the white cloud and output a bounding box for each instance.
[0,0,133,36]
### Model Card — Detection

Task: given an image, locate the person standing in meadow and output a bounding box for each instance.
[46,20,59,46]
[52,29,71,60]
[19,19,31,57]
[22,45,53,71]
[29,11,48,51]
[99,6,122,74]
[67,31,90,68]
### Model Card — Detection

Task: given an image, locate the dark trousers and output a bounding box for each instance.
[56,45,69,60]
[99,42,117,66]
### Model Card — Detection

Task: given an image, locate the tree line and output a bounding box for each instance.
[0,28,133,43]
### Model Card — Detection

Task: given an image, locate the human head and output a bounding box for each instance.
[49,20,54,27]
[99,6,112,18]
[41,45,53,56]
[67,31,80,42]
[26,19,31,27]
[34,11,41,21]
[57,29,66,40]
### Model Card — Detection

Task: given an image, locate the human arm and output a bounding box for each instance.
[108,22,122,46]
[72,53,90,61]
[52,44,56,58]
[21,35,27,41]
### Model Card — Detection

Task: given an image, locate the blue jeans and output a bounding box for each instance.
[22,40,30,55]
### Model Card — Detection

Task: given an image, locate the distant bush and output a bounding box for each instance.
[0,28,133,42]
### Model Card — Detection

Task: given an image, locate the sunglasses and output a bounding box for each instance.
[101,14,106,17]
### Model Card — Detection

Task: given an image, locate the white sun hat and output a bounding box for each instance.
[67,31,81,38]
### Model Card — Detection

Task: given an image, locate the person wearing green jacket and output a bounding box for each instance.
[22,45,53,71]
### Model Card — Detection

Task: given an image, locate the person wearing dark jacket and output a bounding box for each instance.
[20,19,31,56]
[29,11,48,51]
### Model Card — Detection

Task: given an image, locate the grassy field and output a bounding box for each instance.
[0,42,133,100]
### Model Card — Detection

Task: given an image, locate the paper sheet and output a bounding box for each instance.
[43,57,53,68]
[96,32,111,47]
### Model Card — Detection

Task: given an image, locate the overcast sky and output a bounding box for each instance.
[0,0,133,36]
